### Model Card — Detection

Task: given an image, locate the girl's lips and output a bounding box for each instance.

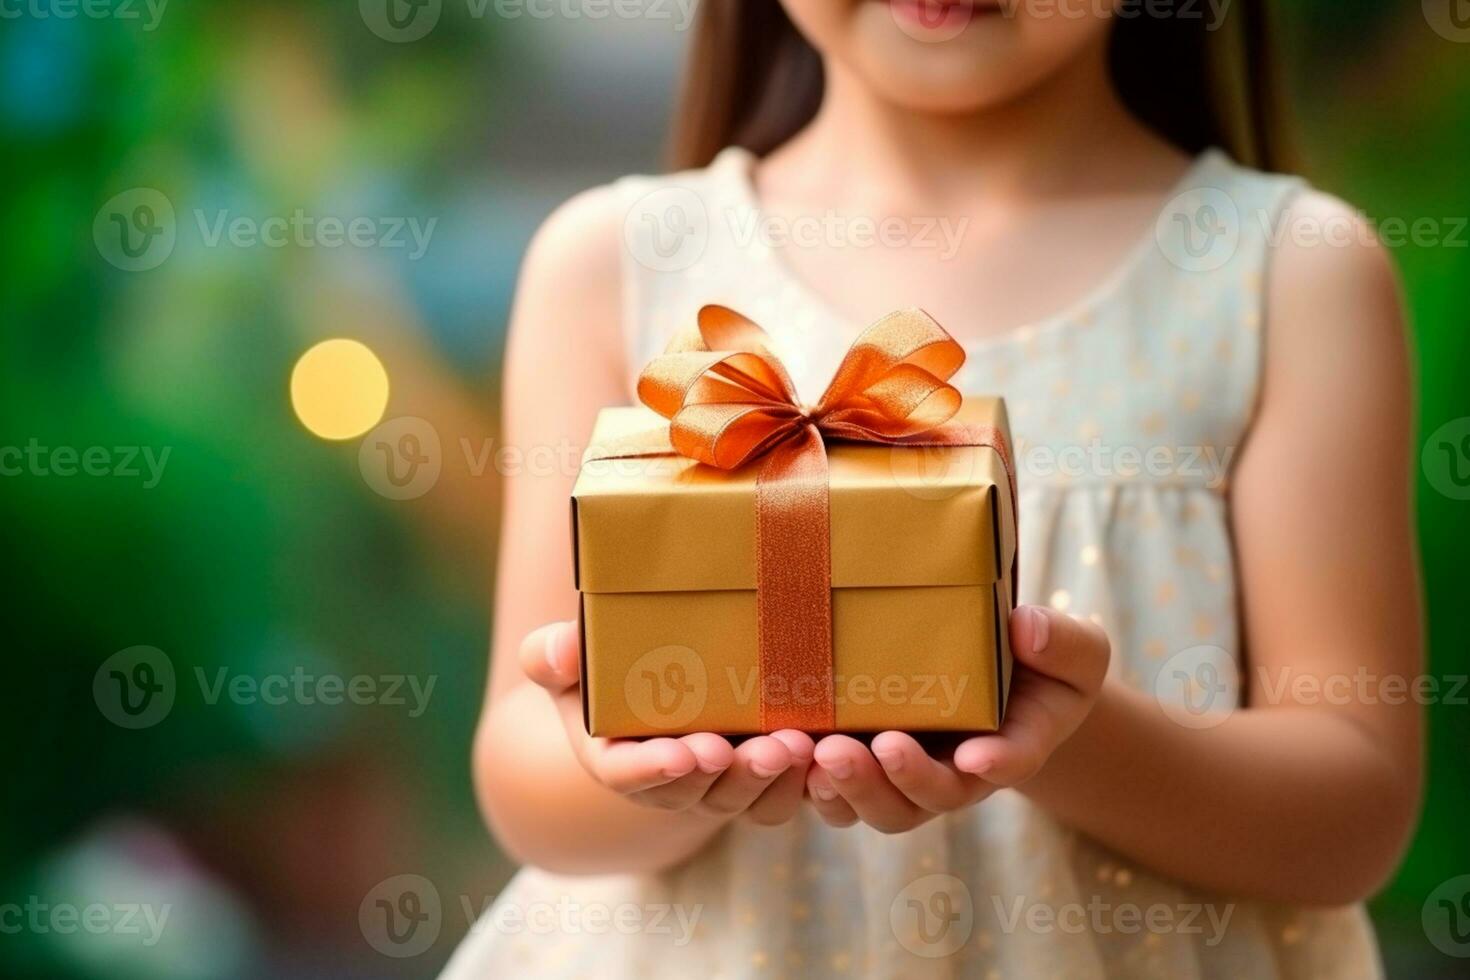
[885,0,1001,33]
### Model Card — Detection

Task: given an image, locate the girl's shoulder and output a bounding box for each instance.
[511,151,747,391]
[519,148,745,316]
[1262,183,1403,383]
[1155,149,1398,328]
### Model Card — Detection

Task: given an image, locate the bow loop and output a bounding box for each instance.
[813,308,966,419]
[636,304,973,470]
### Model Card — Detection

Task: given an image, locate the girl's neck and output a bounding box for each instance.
[764,39,1183,209]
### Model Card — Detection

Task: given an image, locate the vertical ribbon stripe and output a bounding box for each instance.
[755,426,834,732]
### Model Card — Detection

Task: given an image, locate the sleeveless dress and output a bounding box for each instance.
[443,148,1383,979]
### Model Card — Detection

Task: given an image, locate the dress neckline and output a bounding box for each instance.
[713,145,1226,351]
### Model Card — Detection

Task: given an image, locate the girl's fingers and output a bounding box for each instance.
[631,734,734,810]
[1009,605,1110,696]
[805,765,858,827]
[813,735,925,833]
[695,736,792,817]
[518,621,580,692]
[953,689,1058,787]
[744,730,815,826]
[870,731,991,812]
[586,736,701,795]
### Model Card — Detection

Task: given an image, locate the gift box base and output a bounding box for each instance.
[581,580,1011,738]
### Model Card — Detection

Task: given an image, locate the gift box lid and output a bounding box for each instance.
[572,396,1015,595]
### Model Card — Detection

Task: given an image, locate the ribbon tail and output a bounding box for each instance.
[755,425,835,732]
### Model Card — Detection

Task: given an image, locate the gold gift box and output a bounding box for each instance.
[571,397,1017,738]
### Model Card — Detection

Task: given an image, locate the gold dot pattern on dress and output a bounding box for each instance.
[451,151,1352,980]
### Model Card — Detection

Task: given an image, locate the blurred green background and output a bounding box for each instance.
[2,1,1466,977]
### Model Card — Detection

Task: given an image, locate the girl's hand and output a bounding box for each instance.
[519,622,815,825]
[805,605,1110,832]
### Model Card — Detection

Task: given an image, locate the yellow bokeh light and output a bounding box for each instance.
[290,339,390,440]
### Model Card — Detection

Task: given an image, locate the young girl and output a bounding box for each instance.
[450,2,1421,976]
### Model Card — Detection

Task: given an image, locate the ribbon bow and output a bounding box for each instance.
[621,305,1013,732]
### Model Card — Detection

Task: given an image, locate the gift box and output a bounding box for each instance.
[570,306,1016,738]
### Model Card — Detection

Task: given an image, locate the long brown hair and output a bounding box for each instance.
[668,1,1293,172]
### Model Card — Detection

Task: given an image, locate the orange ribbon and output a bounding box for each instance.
[621,305,1014,732]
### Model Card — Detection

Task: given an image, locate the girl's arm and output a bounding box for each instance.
[1014,190,1423,904]
[474,188,813,876]
[807,192,1423,906]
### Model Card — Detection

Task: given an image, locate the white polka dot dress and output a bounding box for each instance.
[441,150,1382,979]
